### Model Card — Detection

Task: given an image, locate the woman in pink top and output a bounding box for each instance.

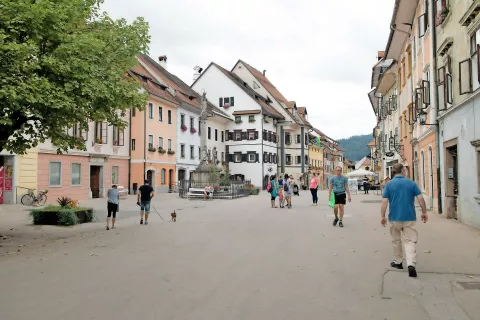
[309,173,319,205]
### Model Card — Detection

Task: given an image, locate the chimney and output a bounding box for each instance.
[263,69,266,76]
[377,51,385,61]
[158,55,167,69]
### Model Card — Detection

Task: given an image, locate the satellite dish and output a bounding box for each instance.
[385,151,394,157]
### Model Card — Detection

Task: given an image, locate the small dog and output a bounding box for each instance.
[170,210,177,222]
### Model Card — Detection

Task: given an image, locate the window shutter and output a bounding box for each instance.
[219,97,223,108]
[477,44,480,82]
[263,130,267,140]
[242,154,247,162]
[256,153,259,163]
[438,66,445,85]
[446,74,453,104]
[459,58,472,95]
[228,154,233,162]
[254,131,259,140]
[225,130,229,141]
[228,132,233,140]
[230,97,234,106]
[241,132,247,140]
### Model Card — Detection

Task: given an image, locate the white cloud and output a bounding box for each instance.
[102,0,394,139]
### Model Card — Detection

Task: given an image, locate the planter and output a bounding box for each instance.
[167,150,175,155]
[30,207,94,226]
[158,148,166,154]
[190,128,197,134]
[148,147,156,152]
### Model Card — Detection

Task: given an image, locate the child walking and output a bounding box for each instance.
[278,188,285,208]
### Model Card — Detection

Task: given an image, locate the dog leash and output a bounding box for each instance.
[151,204,164,220]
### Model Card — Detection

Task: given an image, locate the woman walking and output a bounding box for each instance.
[269,175,279,208]
[310,173,319,205]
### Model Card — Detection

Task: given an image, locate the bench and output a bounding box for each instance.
[187,188,213,200]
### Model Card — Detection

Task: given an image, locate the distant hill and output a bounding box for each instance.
[338,134,372,162]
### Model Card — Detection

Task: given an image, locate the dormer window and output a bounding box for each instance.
[253,81,260,89]
[219,97,235,108]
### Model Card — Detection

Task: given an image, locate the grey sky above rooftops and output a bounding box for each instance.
[102,0,394,139]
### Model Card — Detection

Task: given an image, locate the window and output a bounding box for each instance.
[168,110,172,124]
[412,38,416,64]
[158,106,163,121]
[168,139,172,151]
[158,137,163,149]
[296,156,301,164]
[111,166,119,185]
[421,151,426,190]
[402,59,406,85]
[71,163,81,186]
[249,115,255,122]
[148,103,153,119]
[49,162,61,186]
[234,153,242,163]
[190,117,194,130]
[131,139,136,151]
[221,152,224,162]
[72,123,88,141]
[286,154,292,165]
[95,121,108,144]
[190,145,195,159]
[221,131,224,142]
[477,149,480,192]
[235,132,241,141]
[208,127,211,139]
[180,114,185,126]
[148,135,153,149]
[113,126,124,146]
[161,169,166,184]
[407,49,412,77]
[285,133,291,145]
[253,81,260,89]
[295,134,301,144]
[235,116,242,123]
[436,0,448,13]
[248,153,256,163]
[180,144,185,158]
[248,131,255,140]
[215,129,218,141]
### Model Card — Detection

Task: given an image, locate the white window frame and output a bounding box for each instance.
[180,144,185,158]
[158,106,163,122]
[148,135,154,149]
[234,153,242,163]
[49,161,62,187]
[248,131,255,140]
[71,163,81,186]
[158,137,163,149]
[168,139,172,151]
[148,103,153,120]
[131,139,136,151]
[248,153,256,163]
[190,145,195,160]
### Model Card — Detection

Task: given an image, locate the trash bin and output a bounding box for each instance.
[133,183,138,195]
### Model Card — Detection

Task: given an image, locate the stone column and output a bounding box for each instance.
[301,126,305,174]
[280,125,285,175]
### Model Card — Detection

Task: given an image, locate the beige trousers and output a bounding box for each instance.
[390,221,418,267]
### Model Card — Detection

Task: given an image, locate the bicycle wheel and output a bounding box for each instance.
[21,194,34,206]
[37,194,47,205]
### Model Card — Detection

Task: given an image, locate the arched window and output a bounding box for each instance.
[161,169,166,184]
[421,151,425,190]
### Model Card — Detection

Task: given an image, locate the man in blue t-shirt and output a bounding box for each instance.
[381,163,428,278]
[328,166,351,227]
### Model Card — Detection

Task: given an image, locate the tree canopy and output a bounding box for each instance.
[0,0,150,154]
[338,134,372,162]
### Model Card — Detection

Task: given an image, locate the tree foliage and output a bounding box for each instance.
[0,0,150,154]
[338,134,372,161]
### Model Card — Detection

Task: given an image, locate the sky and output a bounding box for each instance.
[102,0,394,140]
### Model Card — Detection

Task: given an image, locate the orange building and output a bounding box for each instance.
[129,65,178,193]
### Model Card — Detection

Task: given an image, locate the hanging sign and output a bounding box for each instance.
[4,165,13,191]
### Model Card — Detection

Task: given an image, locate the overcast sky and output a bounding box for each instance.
[103,0,394,140]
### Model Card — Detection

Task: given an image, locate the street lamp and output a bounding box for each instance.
[418,109,438,126]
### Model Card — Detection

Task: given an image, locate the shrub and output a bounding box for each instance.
[57,208,78,226]
[29,208,44,224]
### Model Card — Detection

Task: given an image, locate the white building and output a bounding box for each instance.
[192,62,284,187]
[231,60,311,184]
[176,105,200,181]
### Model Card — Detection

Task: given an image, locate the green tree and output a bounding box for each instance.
[0,0,150,154]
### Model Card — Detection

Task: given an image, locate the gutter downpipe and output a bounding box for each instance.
[128,109,132,194]
[430,1,443,214]
[261,115,265,189]
[143,105,147,181]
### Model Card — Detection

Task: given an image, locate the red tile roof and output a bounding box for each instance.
[129,65,178,105]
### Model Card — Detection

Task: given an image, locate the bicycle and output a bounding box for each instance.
[21,189,48,206]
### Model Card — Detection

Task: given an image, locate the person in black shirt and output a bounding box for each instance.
[137,179,155,225]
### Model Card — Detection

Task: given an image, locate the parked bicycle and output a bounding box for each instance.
[21,189,48,206]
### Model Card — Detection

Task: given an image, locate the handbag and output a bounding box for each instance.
[329,192,335,208]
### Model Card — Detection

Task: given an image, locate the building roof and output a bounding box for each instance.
[208,62,285,120]
[368,139,376,147]
[128,65,179,105]
[312,127,337,144]
[137,54,230,118]
[232,110,261,115]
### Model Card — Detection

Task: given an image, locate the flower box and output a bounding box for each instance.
[167,150,175,155]
[148,147,157,152]
[158,148,166,154]
[190,128,197,134]
[181,124,188,132]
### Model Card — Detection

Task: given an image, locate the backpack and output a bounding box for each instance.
[284,182,289,192]
[267,182,272,193]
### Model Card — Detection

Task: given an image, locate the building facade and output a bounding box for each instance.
[0,150,38,204]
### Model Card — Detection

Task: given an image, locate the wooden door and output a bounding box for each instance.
[90,166,101,198]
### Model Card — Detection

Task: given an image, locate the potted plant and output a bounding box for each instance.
[95,138,103,144]
[190,127,197,134]
[167,149,175,155]
[181,124,188,132]
[113,140,119,146]
[158,148,166,154]
[148,146,156,152]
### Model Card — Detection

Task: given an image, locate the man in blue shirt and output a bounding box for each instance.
[381,163,428,278]
[328,166,351,227]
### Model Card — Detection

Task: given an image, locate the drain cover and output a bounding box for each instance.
[457,282,480,290]
[361,200,383,203]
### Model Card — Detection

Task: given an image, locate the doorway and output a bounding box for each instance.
[445,144,458,219]
[428,147,434,209]
[90,166,101,198]
[169,169,174,190]
[146,170,155,189]
[264,175,269,190]
[178,169,185,182]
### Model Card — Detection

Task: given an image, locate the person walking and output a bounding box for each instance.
[381,163,428,278]
[310,173,319,205]
[269,175,279,208]
[106,185,120,230]
[363,175,370,194]
[284,174,293,209]
[328,166,351,227]
[278,187,285,208]
[137,179,155,225]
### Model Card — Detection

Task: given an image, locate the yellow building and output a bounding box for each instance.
[0,148,38,204]
[308,136,324,189]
